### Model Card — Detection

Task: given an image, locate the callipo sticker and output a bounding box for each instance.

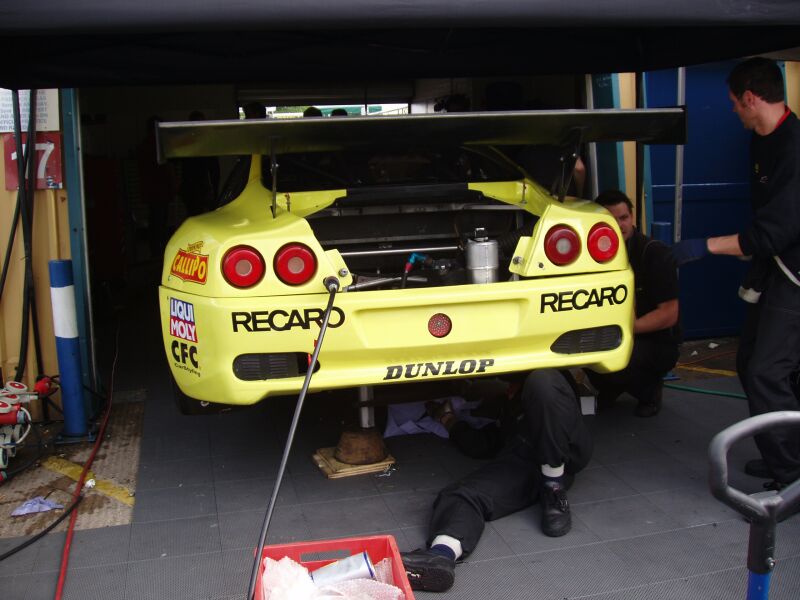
[170,298,198,342]
[170,244,209,284]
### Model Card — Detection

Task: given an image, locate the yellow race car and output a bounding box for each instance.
[157,109,685,410]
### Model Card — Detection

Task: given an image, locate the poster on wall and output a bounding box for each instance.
[0,89,60,133]
[2,132,63,190]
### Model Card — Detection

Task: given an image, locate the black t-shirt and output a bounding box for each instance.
[627,229,681,345]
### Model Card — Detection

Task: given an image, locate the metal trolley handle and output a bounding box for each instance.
[708,411,800,599]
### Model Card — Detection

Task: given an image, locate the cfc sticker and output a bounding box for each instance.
[170,244,208,284]
[540,285,628,313]
[170,298,198,342]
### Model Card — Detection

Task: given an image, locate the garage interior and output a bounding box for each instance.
[3,2,800,599]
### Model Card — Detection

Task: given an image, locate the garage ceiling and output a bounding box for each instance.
[1,1,800,88]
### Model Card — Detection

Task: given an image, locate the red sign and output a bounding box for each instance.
[3,132,63,190]
[170,249,209,284]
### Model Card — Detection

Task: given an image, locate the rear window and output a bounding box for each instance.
[264,146,523,192]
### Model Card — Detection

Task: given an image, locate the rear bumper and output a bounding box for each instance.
[160,270,633,405]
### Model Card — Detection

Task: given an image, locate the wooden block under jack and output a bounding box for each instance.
[313,446,395,479]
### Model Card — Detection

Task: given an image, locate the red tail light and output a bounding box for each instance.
[587,223,620,263]
[544,225,581,266]
[222,246,265,288]
[274,243,317,285]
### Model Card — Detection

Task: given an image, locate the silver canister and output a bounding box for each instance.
[465,232,499,284]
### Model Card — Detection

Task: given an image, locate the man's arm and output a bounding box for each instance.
[707,234,744,257]
[634,299,679,335]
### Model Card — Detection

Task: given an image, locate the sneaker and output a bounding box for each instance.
[400,548,455,592]
[634,385,662,418]
[541,480,571,537]
[744,459,773,479]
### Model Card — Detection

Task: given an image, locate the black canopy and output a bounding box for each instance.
[1,1,799,88]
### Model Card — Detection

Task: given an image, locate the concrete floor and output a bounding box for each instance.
[1,279,799,599]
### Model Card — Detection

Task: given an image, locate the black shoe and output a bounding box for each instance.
[634,385,662,418]
[541,480,571,537]
[401,549,455,592]
[745,459,774,479]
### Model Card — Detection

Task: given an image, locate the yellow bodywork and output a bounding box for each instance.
[160,163,634,406]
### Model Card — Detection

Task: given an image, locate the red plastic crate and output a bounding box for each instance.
[255,534,415,600]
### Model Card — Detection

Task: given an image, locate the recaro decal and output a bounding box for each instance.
[384,358,495,381]
[540,285,628,313]
[170,298,198,342]
[232,308,346,332]
[170,241,209,284]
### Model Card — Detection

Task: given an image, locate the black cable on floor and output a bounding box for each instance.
[0,495,84,563]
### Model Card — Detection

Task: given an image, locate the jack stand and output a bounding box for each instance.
[313,386,395,478]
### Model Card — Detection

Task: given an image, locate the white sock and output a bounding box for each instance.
[431,534,463,560]
[541,464,565,478]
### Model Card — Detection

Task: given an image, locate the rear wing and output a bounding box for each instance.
[156,108,686,161]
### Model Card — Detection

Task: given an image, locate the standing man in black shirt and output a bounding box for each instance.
[588,190,681,417]
[673,57,800,489]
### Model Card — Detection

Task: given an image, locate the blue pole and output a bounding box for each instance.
[747,571,771,600]
[48,260,87,437]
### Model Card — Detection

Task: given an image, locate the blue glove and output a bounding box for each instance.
[671,238,709,265]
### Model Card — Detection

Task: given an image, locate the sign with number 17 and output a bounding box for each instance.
[3,132,63,190]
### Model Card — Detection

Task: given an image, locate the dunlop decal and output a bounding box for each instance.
[384,358,495,381]
[170,245,209,284]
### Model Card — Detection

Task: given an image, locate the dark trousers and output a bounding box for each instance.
[586,336,678,406]
[737,275,800,484]
[426,370,592,557]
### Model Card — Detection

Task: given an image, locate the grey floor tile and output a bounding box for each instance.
[0,535,41,576]
[383,434,454,462]
[293,471,379,504]
[214,476,297,514]
[138,430,211,463]
[374,460,452,494]
[124,552,223,600]
[443,555,534,600]
[63,563,128,600]
[590,429,669,466]
[463,523,515,562]
[577,495,681,540]
[519,543,651,598]
[216,547,252,600]
[211,450,281,482]
[132,483,216,523]
[0,574,30,600]
[218,505,310,550]
[605,528,727,583]
[570,465,640,505]
[136,456,213,490]
[19,570,58,600]
[304,496,397,539]
[381,490,438,528]
[643,485,740,527]
[606,454,705,494]
[62,525,131,568]
[576,578,698,600]
[129,514,221,560]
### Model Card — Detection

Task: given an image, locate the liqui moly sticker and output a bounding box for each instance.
[170,243,208,284]
[170,298,198,342]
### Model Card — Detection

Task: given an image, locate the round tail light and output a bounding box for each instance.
[274,243,317,285]
[587,223,620,263]
[222,245,266,288]
[544,225,581,266]
[428,313,452,338]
